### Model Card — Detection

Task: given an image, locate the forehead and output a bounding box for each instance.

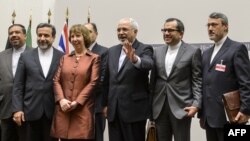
[164,21,177,28]
[9,26,23,32]
[117,21,131,28]
[37,27,52,34]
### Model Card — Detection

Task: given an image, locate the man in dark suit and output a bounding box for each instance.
[199,12,250,141]
[103,18,154,141]
[12,23,64,141]
[150,18,202,141]
[84,22,108,141]
[0,24,31,141]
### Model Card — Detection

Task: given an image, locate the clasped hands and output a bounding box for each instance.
[59,99,78,112]
[122,40,138,63]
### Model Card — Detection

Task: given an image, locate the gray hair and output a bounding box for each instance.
[119,18,139,30]
[209,12,228,26]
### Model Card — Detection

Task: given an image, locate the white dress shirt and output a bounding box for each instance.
[38,47,53,77]
[12,45,26,76]
[210,36,227,63]
[165,41,181,76]
[118,46,141,71]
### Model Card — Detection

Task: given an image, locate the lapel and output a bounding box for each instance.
[111,45,122,75]
[46,48,58,79]
[33,48,46,78]
[118,39,140,74]
[209,38,231,70]
[91,43,99,53]
[168,42,186,78]
[5,49,14,79]
[158,45,168,79]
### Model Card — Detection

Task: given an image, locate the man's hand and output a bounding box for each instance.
[13,111,25,126]
[102,106,108,118]
[67,101,79,112]
[122,40,138,63]
[234,112,250,124]
[59,99,72,112]
[184,106,199,117]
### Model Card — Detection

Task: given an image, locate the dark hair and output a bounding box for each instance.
[165,18,185,32]
[209,12,228,26]
[36,23,56,37]
[8,24,26,34]
[69,24,91,48]
[84,23,98,33]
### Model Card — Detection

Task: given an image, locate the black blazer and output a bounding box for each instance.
[200,37,250,128]
[91,43,108,113]
[104,39,154,123]
[12,47,64,121]
[0,46,31,119]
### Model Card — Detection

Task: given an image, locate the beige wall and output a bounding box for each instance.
[1,0,250,140]
[1,0,250,51]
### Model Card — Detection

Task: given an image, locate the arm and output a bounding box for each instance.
[12,54,26,126]
[184,48,202,117]
[234,44,250,123]
[75,56,100,106]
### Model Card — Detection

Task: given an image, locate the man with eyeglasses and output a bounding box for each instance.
[150,18,202,141]
[198,12,250,141]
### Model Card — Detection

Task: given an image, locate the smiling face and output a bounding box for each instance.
[117,19,137,43]
[8,25,26,49]
[162,20,183,46]
[207,18,228,42]
[37,27,55,50]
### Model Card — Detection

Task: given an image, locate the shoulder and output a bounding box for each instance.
[53,47,65,56]
[0,48,12,56]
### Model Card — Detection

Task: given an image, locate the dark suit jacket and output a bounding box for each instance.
[104,39,154,123]
[12,47,64,121]
[200,37,250,128]
[150,42,202,120]
[91,43,108,113]
[0,46,31,119]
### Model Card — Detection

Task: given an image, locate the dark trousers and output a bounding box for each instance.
[108,114,146,141]
[94,113,106,141]
[1,118,18,141]
[205,121,224,141]
[60,139,94,141]
[155,98,191,141]
[19,114,56,141]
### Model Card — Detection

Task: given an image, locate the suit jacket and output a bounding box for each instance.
[12,47,64,121]
[0,46,31,119]
[104,39,154,123]
[150,42,202,120]
[91,43,108,113]
[199,37,250,128]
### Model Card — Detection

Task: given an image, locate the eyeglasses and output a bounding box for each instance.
[206,23,219,27]
[161,28,179,33]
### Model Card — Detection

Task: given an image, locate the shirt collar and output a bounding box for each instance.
[168,40,182,51]
[38,46,53,55]
[88,41,97,51]
[13,44,26,53]
[215,35,227,46]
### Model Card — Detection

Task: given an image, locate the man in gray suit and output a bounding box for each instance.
[150,18,202,141]
[12,23,64,141]
[84,22,108,141]
[0,24,30,141]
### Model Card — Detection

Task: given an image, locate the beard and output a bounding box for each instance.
[38,44,50,50]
